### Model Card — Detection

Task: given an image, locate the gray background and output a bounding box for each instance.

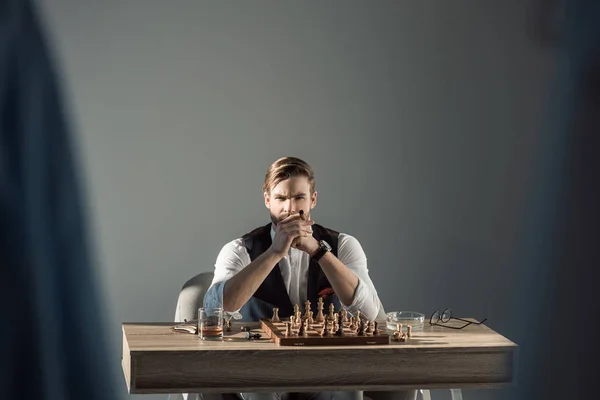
[38,1,554,399]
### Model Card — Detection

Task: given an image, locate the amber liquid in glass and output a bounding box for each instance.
[200,325,223,340]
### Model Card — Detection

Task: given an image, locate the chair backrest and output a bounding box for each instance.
[174,271,215,322]
[173,271,387,322]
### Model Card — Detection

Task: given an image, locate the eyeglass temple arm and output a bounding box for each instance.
[452,316,487,324]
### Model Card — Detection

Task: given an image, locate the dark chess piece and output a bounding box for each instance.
[226,320,232,332]
[373,321,379,335]
[358,319,365,335]
[320,316,328,336]
[244,332,262,340]
[335,314,344,336]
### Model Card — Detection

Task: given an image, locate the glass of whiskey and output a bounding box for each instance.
[198,307,224,341]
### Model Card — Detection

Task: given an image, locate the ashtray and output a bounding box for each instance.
[385,311,425,332]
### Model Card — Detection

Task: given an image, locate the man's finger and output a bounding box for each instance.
[279,213,303,225]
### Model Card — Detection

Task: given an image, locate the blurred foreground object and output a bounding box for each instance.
[0,1,120,399]
[517,0,600,399]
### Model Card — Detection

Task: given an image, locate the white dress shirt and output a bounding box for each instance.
[205,226,381,321]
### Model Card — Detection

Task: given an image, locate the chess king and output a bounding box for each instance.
[203,157,415,400]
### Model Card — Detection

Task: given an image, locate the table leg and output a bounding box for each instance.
[450,389,463,400]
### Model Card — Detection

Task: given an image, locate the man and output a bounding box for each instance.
[204,156,381,400]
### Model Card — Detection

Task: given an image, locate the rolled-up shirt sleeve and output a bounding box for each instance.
[337,234,381,321]
[203,238,249,311]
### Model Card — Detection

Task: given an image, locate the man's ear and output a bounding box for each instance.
[311,191,317,209]
[264,191,270,209]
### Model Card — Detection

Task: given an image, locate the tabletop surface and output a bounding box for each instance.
[122,319,517,394]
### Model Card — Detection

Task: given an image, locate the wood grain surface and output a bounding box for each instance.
[122,320,517,394]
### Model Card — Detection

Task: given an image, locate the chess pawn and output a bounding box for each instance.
[305,317,311,331]
[289,315,295,327]
[225,320,232,332]
[329,303,335,319]
[329,318,337,334]
[397,323,403,334]
[373,321,379,335]
[272,308,280,322]
[407,325,412,338]
[308,311,314,324]
[342,309,349,324]
[393,331,402,341]
[365,321,372,335]
[285,322,291,336]
[349,317,356,331]
[358,319,366,335]
[320,316,328,336]
[299,319,307,337]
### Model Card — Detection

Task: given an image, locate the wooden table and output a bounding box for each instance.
[121,320,517,394]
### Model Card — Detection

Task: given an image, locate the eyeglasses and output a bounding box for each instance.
[429,308,488,330]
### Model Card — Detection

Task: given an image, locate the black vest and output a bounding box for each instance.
[237,222,342,321]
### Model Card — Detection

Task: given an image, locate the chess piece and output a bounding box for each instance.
[393,331,402,341]
[298,318,306,336]
[397,323,403,334]
[316,297,325,323]
[355,310,361,323]
[358,319,365,335]
[244,332,262,340]
[373,321,379,335]
[365,321,372,335]
[335,314,344,336]
[407,325,412,338]
[272,308,280,322]
[304,300,311,318]
[349,317,356,331]
[329,317,336,334]
[342,309,349,323]
[294,304,300,315]
[308,311,314,324]
[226,320,232,332]
[289,315,295,327]
[306,317,311,331]
[320,316,328,335]
[329,303,335,319]
[285,322,291,336]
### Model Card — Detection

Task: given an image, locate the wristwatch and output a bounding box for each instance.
[311,240,332,262]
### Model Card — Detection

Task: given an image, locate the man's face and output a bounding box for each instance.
[264,176,317,225]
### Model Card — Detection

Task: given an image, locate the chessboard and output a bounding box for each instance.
[260,298,391,346]
[260,318,390,346]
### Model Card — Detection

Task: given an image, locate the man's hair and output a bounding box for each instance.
[262,157,315,194]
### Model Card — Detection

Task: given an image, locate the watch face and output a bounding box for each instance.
[320,240,332,251]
